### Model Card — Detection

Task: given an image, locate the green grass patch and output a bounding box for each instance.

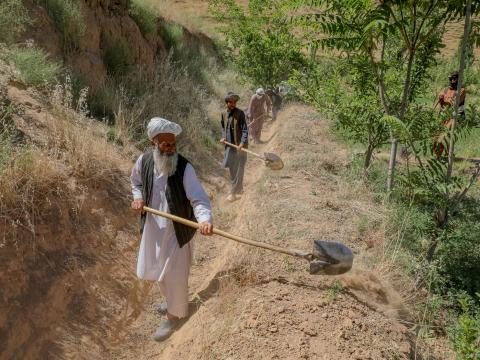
[8,47,60,86]
[0,0,28,44]
[130,0,157,35]
[456,127,480,159]
[327,281,344,301]
[104,39,135,77]
[40,0,85,53]
[448,295,480,360]
[160,22,184,50]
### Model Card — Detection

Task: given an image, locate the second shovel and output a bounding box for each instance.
[222,140,284,170]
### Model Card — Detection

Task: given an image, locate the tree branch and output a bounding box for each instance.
[412,0,438,47]
[390,7,411,49]
[451,164,480,212]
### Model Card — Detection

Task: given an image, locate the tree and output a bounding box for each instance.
[209,0,307,88]
[289,52,391,173]
[288,0,456,192]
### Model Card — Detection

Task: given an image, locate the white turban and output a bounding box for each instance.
[147,117,182,140]
[256,88,265,95]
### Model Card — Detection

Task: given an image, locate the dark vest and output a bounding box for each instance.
[222,108,247,147]
[140,151,197,248]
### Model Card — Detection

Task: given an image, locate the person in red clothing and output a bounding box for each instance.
[433,71,466,158]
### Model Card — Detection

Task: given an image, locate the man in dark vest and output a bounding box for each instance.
[220,91,249,202]
[131,117,213,341]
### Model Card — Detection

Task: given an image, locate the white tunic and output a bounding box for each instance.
[131,154,212,317]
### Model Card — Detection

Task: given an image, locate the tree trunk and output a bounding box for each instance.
[427,0,473,262]
[446,0,472,183]
[427,208,447,262]
[386,49,416,193]
[364,143,374,172]
[386,138,397,192]
[426,236,438,262]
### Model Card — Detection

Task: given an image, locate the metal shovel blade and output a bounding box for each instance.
[264,152,284,170]
[309,240,353,275]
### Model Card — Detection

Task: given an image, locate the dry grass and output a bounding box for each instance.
[0,74,127,247]
[0,149,68,242]
[48,76,125,183]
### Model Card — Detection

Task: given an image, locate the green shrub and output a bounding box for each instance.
[448,295,480,360]
[0,0,28,44]
[104,39,135,77]
[0,100,18,173]
[8,47,60,86]
[160,22,183,50]
[40,0,85,53]
[130,0,157,35]
[431,199,480,297]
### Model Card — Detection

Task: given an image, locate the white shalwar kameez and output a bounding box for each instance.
[131,154,212,318]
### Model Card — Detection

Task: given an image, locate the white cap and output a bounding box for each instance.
[256,88,265,95]
[147,117,182,140]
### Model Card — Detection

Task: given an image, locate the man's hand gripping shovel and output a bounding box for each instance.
[221,139,284,171]
[143,207,353,275]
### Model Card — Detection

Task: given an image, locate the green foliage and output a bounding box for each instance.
[8,47,60,86]
[160,22,184,50]
[104,39,135,77]
[39,0,86,53]
[0,101,18,173]
[431,200,480,297]
[0,0,29,44]
[159,22,225,88]
[209,0,307,88]
[130,0,157,35]
[290,50,393,172]
[327,280,344,301]
[448,295,480,360]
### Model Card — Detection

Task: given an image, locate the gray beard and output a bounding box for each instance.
[153,149,178,177]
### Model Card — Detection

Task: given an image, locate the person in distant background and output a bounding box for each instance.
[437,71,466,112]
[270,87,283,121]
[247,88,272,144]
[433,71,466,158]
[220,92,248,202]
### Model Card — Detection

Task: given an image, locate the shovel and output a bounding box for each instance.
[143,207,353,275]
[222,140,284,171]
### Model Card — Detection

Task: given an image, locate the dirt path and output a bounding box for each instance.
[97,105,447,359]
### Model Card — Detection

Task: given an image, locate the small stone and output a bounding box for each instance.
[304,328,317,337]
[348,310,357,319]
[321,313,328,319]
[269,325,278,333]
[398,342,410,354]
[343,318,353,329]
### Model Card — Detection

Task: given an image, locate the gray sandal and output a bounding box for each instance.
[153,319,179,342]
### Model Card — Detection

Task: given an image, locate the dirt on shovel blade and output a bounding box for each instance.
[264,152,284,170]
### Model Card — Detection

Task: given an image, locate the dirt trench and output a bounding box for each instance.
[101,105,445,360]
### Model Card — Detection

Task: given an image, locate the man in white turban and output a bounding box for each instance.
[130,117,213,341]
[247,87,272,144]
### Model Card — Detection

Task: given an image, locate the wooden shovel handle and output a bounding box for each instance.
[222,140,265,160]
[142,206,309,259]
